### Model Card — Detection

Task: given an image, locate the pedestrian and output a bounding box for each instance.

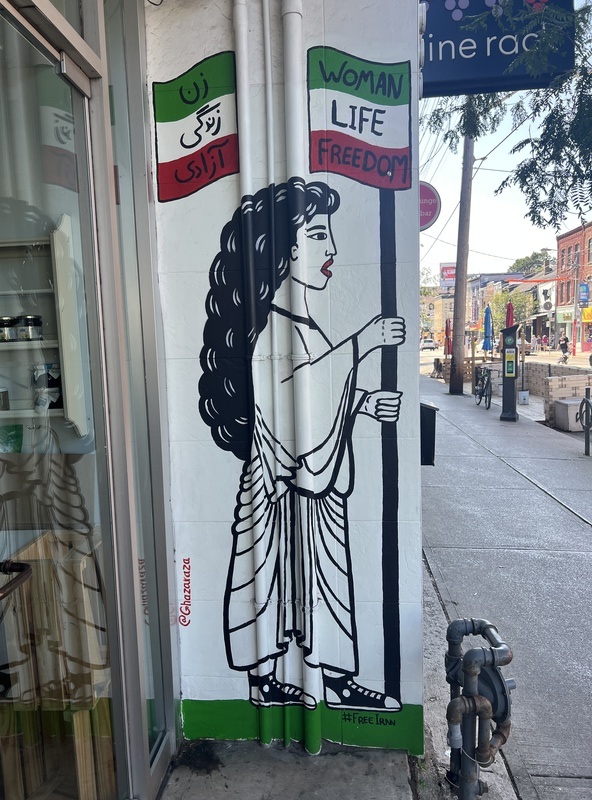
[542,334,548,351]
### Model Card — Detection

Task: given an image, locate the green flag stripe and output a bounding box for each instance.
[308,47,410,106]
[154,51,236,123]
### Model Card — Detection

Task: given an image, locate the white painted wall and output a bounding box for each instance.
[145,0,422,746]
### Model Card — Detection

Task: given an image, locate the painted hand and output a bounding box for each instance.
[357,316,406,358]
[359,390,402,422]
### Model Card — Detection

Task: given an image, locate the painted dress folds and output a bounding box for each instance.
[223,306,366,675]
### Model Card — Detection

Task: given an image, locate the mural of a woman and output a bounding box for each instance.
[199,177,405,712]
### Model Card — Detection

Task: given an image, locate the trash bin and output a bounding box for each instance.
[420,401,439,466]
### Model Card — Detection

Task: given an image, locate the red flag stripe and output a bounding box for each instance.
[157,134,239,202]
[309,130,411,190]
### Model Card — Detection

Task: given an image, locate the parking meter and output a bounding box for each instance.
[500,324,519,422]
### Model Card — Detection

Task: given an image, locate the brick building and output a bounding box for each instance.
[556,222,592,352]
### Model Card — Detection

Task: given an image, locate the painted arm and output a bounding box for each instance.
[277,315,406,492]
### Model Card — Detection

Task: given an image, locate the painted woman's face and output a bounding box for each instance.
[291,213,337,291]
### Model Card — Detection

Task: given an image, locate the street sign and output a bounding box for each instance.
[422,0,575,98]
[419,181,441,230]
[579,282,589,305]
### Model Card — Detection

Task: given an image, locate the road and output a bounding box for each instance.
[419,354,592,800]
[420,343,592,374]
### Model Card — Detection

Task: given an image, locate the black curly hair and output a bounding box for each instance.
[199,177,340,461]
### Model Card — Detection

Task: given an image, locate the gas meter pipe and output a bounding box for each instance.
[446,695,511,768]
[445,619,515,800]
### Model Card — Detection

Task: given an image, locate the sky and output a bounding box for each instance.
[418,95,579,285]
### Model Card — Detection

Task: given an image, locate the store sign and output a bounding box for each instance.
[582,308,592,323]
[422,0,575,98]
[419,181,441,230]
[557,310,573,322]
[440,262,456,288]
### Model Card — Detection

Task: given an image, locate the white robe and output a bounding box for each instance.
[224,306,365,673]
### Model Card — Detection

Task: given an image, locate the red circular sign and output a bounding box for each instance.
[419,181,441,231]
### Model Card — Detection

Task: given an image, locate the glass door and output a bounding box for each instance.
[0,14,118,800]
[104,0,168,765]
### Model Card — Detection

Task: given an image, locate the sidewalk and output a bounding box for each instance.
[158,374,592,800]
[420,373,592,799]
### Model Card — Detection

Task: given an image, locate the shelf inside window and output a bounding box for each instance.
[0,339,59,350]
[0,409,63,419]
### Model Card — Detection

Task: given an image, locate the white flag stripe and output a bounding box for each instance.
[156,92,237,164]
[309,88,408,150]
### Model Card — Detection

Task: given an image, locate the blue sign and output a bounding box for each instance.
[579,282,589,305]
[422,0,575,98]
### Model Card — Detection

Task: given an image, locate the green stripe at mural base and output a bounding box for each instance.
[181,700,423,756]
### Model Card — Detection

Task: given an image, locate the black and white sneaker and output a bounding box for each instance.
[248,673,317,709]
[323,674,400,711]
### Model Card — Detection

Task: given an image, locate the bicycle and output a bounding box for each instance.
[474,366,492,409]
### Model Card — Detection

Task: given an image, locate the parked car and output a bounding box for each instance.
[420,338,437,350]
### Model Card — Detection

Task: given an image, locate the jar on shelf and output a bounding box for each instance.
[17,315,43,341]
[0,317,17,342]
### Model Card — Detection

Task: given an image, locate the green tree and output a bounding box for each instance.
[421,2,592,229]
[420,264,437,294]
[489,290,534,335]
[507,249,557,275]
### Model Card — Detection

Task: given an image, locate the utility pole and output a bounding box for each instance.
[449,135,474,395]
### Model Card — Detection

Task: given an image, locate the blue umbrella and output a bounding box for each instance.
[483,305,492,352]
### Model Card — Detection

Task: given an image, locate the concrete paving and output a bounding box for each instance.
[158,370,592,800]
[421,373,592,800]
[162,739,413,800]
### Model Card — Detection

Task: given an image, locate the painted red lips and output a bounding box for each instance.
[321,258,334,278]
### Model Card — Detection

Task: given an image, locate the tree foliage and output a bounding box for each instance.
[420,263,438,295]
[421,2,592,230]
[507,249,556,274]
[489,289,534,334]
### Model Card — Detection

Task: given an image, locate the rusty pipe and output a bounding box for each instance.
[447,694,511,768]
[484,721,512,767]
[462,645,512,697]
[446,619,512,695]
[447,695,492,744]
[447,617,507,651]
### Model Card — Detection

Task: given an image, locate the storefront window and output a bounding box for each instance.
[47,0,82,34]
[0,15,115,800]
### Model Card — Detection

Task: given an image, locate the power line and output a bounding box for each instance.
[421,232,520,262]
[419,202,460,262]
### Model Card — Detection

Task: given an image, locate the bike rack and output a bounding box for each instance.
[445,618,516,799]
[577,387,592,457]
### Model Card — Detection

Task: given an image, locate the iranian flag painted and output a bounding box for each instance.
[153,52,239,202]
[308,47,411,190]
